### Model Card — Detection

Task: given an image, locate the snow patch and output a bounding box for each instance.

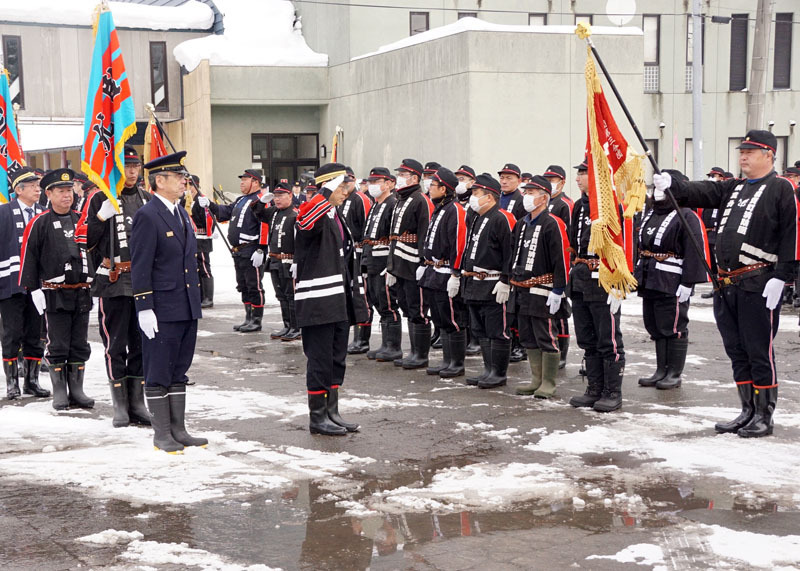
[119,539,278,570]
[587,543,665,567]
[76,529,143,545]
[701,524,800,568]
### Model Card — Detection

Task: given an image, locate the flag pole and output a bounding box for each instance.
[578,26,721,292]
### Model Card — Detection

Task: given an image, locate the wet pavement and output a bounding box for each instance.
[2,258,800,569]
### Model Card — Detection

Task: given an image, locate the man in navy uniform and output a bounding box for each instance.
[188,175,216,309]
[130,151,207,454]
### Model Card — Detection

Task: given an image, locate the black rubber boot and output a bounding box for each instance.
[656,337,688,390]
[270,301,290,339]
[403,322,431,370]
[200,276,214,308]
[308,392,347,435]
[431,326,442,349]
[145,386,184,454]
[240,306,263,332]
[22,359,50,397]
[367,323,389,360]
[50,363,69,410]
[109,379,130,427]
[234,304,252,331]
[394,320,415,367]
[569,356,604,408]
[737,385,777,438]
[465,328,481,356]
[466,338,492,386]
[715,382,755,433]
[509,331,526,363]
[638,338,668,387]
[427,330,451,375]
[167,384,208,447]
[479,338,511,389]
[326,386,359,432]
[4,359,20,400]
[376,321,403,362]
[67,363,94,409]
[557,336,569,370]
[440,330,466,378]
[593,359,624,412]
[127,376,152,426]
[281,303,302,341]
[347,325,371,354]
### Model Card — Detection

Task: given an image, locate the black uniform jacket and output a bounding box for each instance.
[208,192,268,257]
[458,203,516,302]
[386,184,433,281]
[500,188,527,220]
[548,192,574,229]
[0,198,43,300]
[419,196,468,291]
[191,199,215,253]
[252,201,297,279]
[339,190,372,255]
[361,193,397,275]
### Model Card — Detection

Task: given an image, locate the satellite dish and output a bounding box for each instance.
[606,0,636,26]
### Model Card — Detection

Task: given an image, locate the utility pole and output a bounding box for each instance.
[691,0,703,180]
[746,0,774,131]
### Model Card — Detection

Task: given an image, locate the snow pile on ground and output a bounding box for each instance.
[0,0,213,30]
[364,462,576,513]
[76,529,143,545]
[174,0,327,72]
[119,539,278,570]
[587,543,666,568]
[700,524,800,569]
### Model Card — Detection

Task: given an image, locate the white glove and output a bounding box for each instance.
[138,309,159,340]
[197,196,210,208]
[385,272,397,287]
[323,174,345,191]
[30,289,46,315]
[447,275,461,298]
[762,278,785,310]
[251,249,265,268]
[652,172,672,202]
[546,291,562,315]
[415,265,426,282]
[607,291,623,314]
[676,284,692,303]
[492,281,510,305]
[97,199,117,221]
[259,191,274,204]
[290,263,297,279]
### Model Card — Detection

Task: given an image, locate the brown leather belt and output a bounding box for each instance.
[424,259,450,268]
[510,274,555,288]
[389,233,417,244]
[717,263,773,288]
[101,259,131,283]
[462,270,501,280]
[363,238,390,246]
[232,243,255,253]
[640,250,680,262]
[573,258,600,270]
[268,252,293,260]
[42,281,90,290]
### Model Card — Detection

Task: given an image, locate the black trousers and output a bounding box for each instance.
[396,276,428,324]
[44,309,91,364]
[270,269,294,303]
[141,319,198,388]
[552,316,570,339]
[571,291,624,362]
[197,249,213,279]
[234,255,265,307]
[518,314,560,353]
[714,286,780,387]
[366,272,400,324]
[0,293,43,360]
[426,287,467,334]
[97,296,143,381]
[301,320,349,392]
[642,296,689,340]
[467,300,509,340]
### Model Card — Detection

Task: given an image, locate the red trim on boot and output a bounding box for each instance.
[331,384,340,389]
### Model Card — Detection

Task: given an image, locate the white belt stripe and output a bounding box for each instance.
[393,249,420,263]
[654,262,683,274]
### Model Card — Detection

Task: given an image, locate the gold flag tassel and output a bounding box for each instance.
[616,150,647,219]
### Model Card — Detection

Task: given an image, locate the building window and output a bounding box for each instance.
[774,13,793,89]
[529,13,547,26]
[575,14,593,25]
[251,133,319,189]
[643,15,659,93]
[686,15,705,64]
[775,136,788,174]
[458,12,477,20]
[410,12,429,36]
[729,14,748,91]
[149,41,169,112]
[3,35,24,109]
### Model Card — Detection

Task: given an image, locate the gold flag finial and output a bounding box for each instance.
[576,22,592,40]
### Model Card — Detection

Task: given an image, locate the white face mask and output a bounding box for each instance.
[523,194,538,212]
[468,195,482,211]
[368,184,383,198]
[396,175,408,189]
[456,181,468,195]
[423,179,432,192]
[707,176,716,182]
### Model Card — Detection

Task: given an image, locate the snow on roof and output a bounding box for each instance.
[0,0,214,31]
[173,0,327,72]
[18,120,85,153]
[353,17,643,61]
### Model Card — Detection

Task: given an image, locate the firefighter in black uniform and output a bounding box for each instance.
[0,167,49,400]
[83,145,152,427]
[567,157,627,413]
[454,165,481,356]
[386,159,433,369]
[422,161,441,195]
[510,176,571,398]
[362,167,402,362]
[457,173,516,389]
[653,130,799,438]
[699,167,726,299]
[294,163,369,436]
[543,164,574,369]
[340,170,373,354]
[635,169,710,391]
[251,181,300,341]
[206,169,269,332]
[188,175,216,308]
[304,181,318,201]
[420,167,469,378]
[19,168,94,411]
[131,151,207,454]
